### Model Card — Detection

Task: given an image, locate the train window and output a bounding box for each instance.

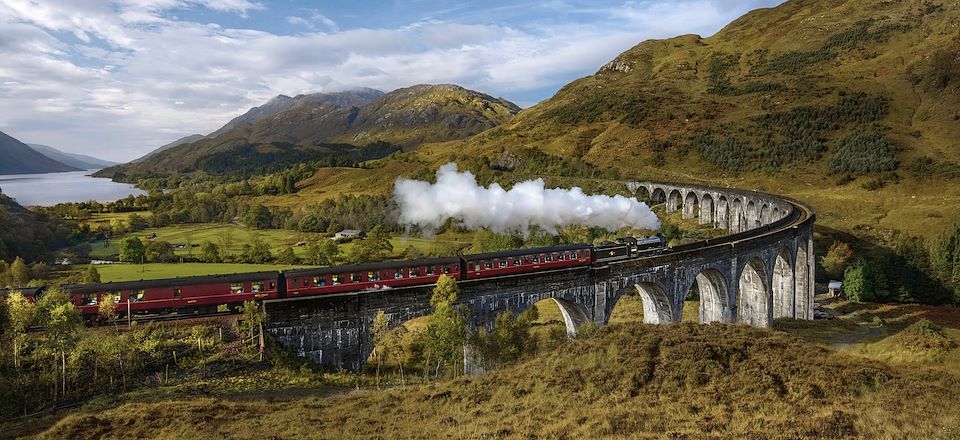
[484,260,492,269]
[269,282,276,290]
[524,256,532,264]
[426,266,436,276]
[82,295,96,305]
[350,273,360,283]
[134,289,145,301]
[395,269,404,279]
[112,292,121,303]
[231,283,243,293]
[410,267,420,277]
[303,278,310,287]
[332,275,341,285]
[499,260,507,268]
[442,266,450,274]
[474,263,482,271]
[557,253,564,261]
[173,288,181,298]
[252,282,264,292]
[369,271,380,281]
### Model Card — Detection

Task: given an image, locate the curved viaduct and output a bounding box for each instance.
[264,181,815,371]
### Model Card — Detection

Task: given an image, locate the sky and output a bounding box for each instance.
[0,0,784,162]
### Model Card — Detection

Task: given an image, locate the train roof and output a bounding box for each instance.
[283,256,461,278]
[62,271,281,293]
[0,287,44,297]
[462,244,591,262]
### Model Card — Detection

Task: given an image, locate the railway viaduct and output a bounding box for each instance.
[264,181,816,371]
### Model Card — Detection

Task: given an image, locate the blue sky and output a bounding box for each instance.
[0,0,783,161]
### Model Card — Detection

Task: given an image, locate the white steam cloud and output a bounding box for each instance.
[394,163,660,233]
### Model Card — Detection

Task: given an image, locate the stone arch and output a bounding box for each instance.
[683,191,699,219]
[795,242,812,320]
[691,268,729,323]
[737,257,770,327]
[636,186,652,202]
[651,187,666,204]
[772,207,780,221]
[549,297,591,338]
[716,196,729,229]
[634,282,674,324]
[746,200,759,230]
[667,189,683,213]
[772,248,794,318]
[730,198,744,233]
[760,204,771,226]
[700,193,715,225]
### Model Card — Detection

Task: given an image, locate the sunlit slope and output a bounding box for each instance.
[292,0,960,239]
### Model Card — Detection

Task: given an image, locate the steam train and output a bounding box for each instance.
[2,236,665,322]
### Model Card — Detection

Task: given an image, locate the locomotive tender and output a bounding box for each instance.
[9,237,665,322]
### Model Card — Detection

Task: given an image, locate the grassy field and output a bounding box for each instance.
[87,222,472,261]
[81,263,314,283]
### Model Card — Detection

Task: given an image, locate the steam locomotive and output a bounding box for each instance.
[3,236,665,322]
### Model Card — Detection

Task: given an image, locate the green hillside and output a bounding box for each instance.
[285,0,960,241]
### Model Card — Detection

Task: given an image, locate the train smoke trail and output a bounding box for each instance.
[393,163,660,233]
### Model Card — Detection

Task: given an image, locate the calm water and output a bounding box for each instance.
[0,170,146,206]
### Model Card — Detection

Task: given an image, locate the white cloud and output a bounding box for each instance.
[0,0,783,161]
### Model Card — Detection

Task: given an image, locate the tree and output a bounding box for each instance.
[469,307,538,370]
[109,218,128,235]
[6,291,36,370]
[305,239,340,266]
[83,265,101,284]
[37,286,81,398]
[348,225,393,264]
[242,236,273,264]
[371,309,390,387]
[98,293,117,323]
[145,240,175,263]
[277,247,299,265]
[0,260,8,287]
[127,213,148,231]
[31,262,50,281]
[199,241,222,263]
[119,237,145,263]
[8,257,30,287]
[243,204,273,230]
[843,258,877,302]
[820,241,854,279]
[241,301,266,347]
[425,274,468,377]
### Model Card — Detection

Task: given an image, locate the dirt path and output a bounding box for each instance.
[830,323,887,350]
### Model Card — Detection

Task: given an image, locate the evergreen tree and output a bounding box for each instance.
[83,265,101,284]
[843,258,876,302]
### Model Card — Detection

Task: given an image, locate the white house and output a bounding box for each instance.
[334,229,361,239]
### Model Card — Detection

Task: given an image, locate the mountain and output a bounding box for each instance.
[0,131,80,175]
[100,84,519,178]
[132,134,205,163]
[28,144,115,170]
[289,0,959,241]
[207,87,386,138]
